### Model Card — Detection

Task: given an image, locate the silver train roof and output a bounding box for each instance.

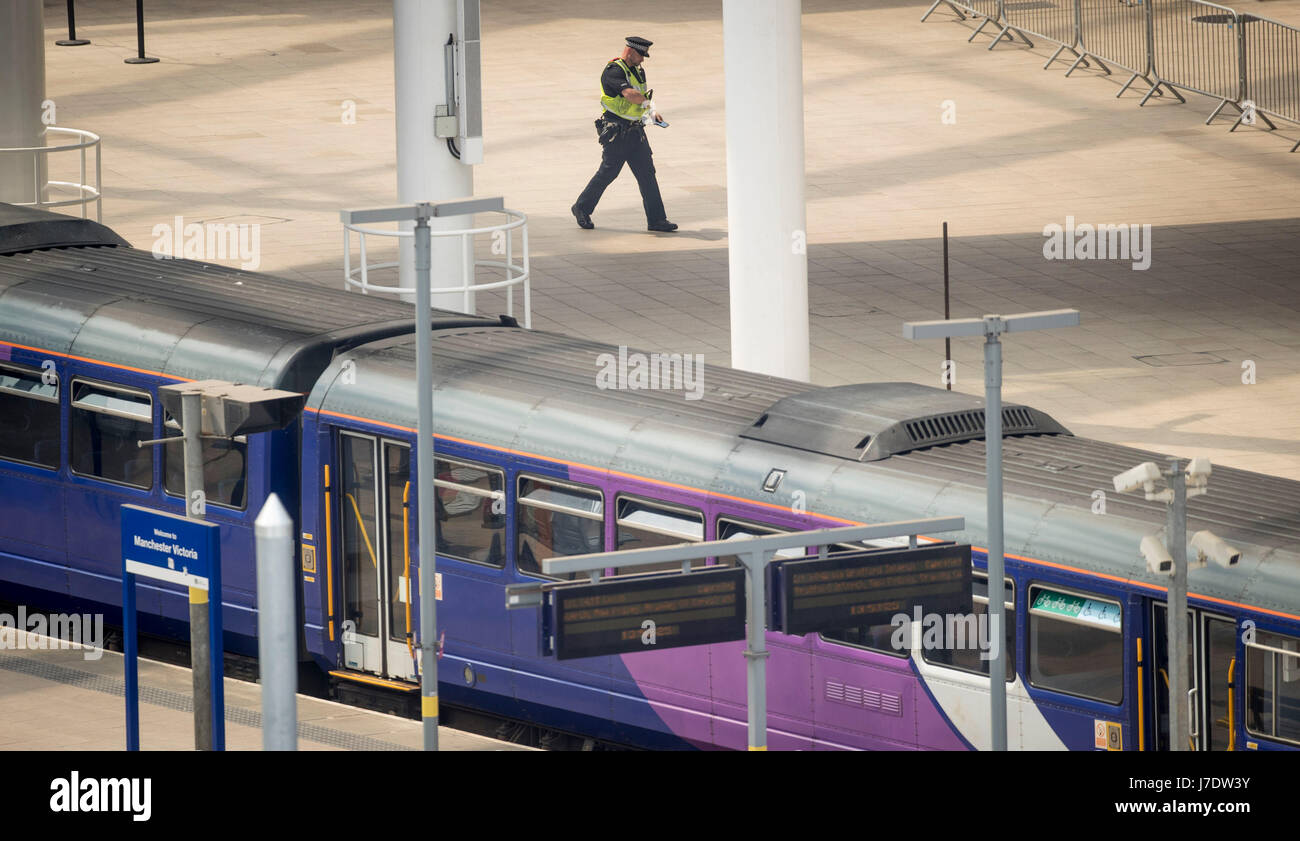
[0,203,510,390]
[313,329,1300,617]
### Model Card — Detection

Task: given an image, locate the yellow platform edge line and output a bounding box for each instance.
[328,670,420,692]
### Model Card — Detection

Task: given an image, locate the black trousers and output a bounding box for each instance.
[575,117,667,225]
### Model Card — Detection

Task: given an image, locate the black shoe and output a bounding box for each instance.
[571,203,594,229]
[647,220,678,232]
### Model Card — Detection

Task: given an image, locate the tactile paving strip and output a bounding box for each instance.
[0,654,413,752]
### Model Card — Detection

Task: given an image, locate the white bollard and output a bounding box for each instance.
[255,493,297,750]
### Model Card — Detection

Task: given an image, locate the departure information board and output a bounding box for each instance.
[550,567,746,660]
[775,544,972,635]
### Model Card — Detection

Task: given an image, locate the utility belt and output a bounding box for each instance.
[595,112,645,145]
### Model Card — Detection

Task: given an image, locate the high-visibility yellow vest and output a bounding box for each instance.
[599,59,649,122]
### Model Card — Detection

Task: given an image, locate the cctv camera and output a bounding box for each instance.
[1185,457,1213,492]
[1114,462,1163,494]
[1190,530,1240,568]
[1140,534,1173,575]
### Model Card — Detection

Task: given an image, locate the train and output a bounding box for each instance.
[1,202,1296,750]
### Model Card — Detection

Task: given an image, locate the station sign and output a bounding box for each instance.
[121,503,225,750]
[775,543,972,635]
[548,567,746,660]
[120,504,220,591]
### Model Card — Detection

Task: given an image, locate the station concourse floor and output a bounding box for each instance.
[0,637,531,751]
[30,1,1300,475]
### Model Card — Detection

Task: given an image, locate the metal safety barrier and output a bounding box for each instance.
[1002,0,1083,67]
[1236,14,1300,147]
[922,0,1000,26]
[0,127,102,220]
[1071,0,1171,101]
[342,207,531,327]
[921,0,1018,47]
[923,0,1300,152]
[1148,0,1241,118]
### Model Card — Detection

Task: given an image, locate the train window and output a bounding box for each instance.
[922,573,1016,680]
[1245,629,1300,745]
[517,476,603,579]
[70,381,153,489]
[714,519,805,567]
[340,433,380,639]
[385,442,411,644]
[614,497,703,576]
[0,363,60,469]
[820,626,908,658]
[162,413,248,510]
[1028,585,1123,704]
[433,456,505,567]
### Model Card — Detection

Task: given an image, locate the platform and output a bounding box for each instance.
[0,637,532,751]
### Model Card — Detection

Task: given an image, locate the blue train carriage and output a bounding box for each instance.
[301,327,823,746]
[305,321,1300,750]
[0,203,498,656]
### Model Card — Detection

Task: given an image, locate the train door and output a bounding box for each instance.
[337,431,417,681]
[1150,604,1236,750]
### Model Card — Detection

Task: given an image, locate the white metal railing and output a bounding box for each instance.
[342,207,530,328]
[0,127,102,221]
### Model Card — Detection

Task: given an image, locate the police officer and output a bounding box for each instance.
[572,36,677,233]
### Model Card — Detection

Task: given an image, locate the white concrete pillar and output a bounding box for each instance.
[723,0,810,381]
[393,0,474,311]
[0,0,48,205]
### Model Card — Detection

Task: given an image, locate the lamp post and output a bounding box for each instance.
[340,196,503,751]
[903,308,1081,751]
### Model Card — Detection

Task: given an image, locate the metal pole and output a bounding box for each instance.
[984,327,1007,751]
[902,309,1077,752]
[1166,457,1189,751]
[124,0,159,64]
[743,548,770,750]
[255,494,297,751]
[123,572,139,750]
[182,390,213,751]
[943,223,951,390]
[56,0,90,46]
[415,210,440,751]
